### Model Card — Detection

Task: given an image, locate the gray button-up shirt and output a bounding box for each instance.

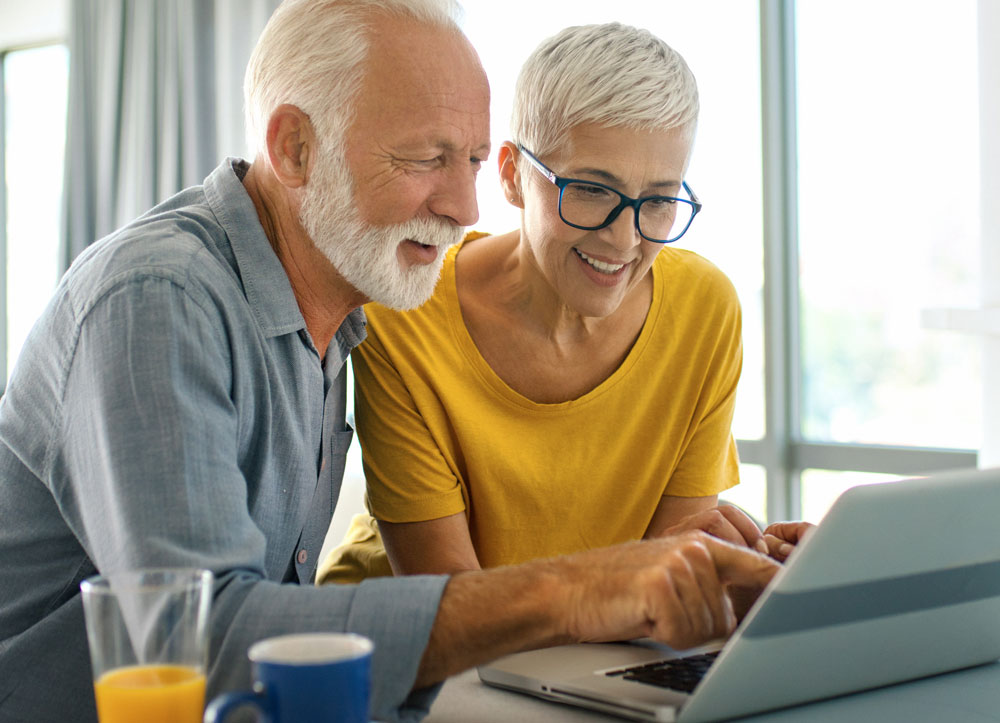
[0,159,447,722]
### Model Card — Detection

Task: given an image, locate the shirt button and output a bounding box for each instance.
[297,549,308,564]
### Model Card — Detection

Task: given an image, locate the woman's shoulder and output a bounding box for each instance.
[656,247,736,293]
[463,230,491,244]
[652,247,740,330]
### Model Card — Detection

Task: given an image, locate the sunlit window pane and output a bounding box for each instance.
[462,1,765,441]
[4,44,68,379]
[795,1,981,448]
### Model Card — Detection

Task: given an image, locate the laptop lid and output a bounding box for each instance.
[479,467,1000,722]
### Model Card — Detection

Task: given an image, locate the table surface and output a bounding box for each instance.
[425,660,1000,722]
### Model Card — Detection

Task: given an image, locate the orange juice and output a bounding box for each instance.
[94,664,205,723]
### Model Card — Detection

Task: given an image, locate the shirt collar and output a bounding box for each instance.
[202,159,368,355]
[203,158,306,338]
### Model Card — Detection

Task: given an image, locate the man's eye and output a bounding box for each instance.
[398,156,441,168]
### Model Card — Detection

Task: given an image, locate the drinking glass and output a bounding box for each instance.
[81,568,213,723]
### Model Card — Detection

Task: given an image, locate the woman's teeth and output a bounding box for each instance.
[575,248,625,274]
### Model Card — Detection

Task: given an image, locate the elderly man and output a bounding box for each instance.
[0,1,781,721]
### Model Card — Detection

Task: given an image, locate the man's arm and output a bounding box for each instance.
[413,531,781,688]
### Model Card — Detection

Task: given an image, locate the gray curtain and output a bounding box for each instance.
[62,0,280,268]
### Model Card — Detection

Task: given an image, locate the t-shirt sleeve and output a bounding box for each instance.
[662,265,743,498]
[352,320,467,523]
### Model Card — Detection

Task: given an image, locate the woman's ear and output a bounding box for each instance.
[264,104,315,189]
[497,141,523,208]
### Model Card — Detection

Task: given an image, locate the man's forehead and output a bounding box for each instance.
[350,17,490,147]
[361,14,487,100]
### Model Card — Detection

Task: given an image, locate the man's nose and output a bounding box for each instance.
[428,164,480,227]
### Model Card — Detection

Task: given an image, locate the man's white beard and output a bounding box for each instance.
[299,147,464,311]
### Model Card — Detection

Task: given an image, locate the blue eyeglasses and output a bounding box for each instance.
[518,145,701,244]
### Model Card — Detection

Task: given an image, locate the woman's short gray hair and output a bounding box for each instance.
[511,22,699,157]
[244,0,462,158]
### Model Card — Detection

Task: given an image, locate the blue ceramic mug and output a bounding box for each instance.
[203,633,373,723]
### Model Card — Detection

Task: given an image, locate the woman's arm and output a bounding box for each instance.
[645,494,771,556]
[380,511,482,575]
[643,494,719,538]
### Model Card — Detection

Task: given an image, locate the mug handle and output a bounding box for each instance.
[203,688,272,723]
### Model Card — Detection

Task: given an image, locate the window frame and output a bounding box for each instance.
[0,0,69,391]
[0,37,68,392]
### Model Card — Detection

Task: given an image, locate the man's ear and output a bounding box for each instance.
[265,104,315,189]
[497,141,523,208]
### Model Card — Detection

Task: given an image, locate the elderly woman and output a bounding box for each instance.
[320,22,797,582]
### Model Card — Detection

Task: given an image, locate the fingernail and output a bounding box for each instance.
[779,543,794,557]
[755,538,769,555]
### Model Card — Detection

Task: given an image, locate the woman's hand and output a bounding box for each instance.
[660,504,771,556]
[657,503,815,563]
[761,521,815,562]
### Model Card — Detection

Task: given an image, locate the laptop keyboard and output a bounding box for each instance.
[605,651,720,693]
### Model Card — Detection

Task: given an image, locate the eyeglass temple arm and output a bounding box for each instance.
[516,144,558,185]
[682,182,703,215]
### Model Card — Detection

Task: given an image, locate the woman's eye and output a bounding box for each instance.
[568,183,613,201]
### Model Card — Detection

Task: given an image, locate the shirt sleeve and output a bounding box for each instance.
[351,324,467,523]
[57,274,446,721]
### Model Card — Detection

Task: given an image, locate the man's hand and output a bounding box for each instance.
[659,512,812,618]
[558,532,780,650]
[414,532,780,688]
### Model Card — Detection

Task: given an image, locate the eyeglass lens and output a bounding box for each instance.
[559,182,694,242]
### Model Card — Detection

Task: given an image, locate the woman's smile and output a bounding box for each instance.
[573,247,629,275]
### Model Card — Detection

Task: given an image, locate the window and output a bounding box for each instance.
[787,0,980,520]
[796,1,980,450]
[1,43,69,383]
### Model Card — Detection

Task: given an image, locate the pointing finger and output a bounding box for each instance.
[702,535,782,589]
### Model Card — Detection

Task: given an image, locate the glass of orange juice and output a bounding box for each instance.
[81,568,213,723]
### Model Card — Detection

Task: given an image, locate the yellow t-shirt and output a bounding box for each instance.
[320,237,741,580]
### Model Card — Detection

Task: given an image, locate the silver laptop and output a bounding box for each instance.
[479,467,1000,722]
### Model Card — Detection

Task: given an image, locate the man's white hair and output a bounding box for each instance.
[243,0,462,159]
[511,22,699,158]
